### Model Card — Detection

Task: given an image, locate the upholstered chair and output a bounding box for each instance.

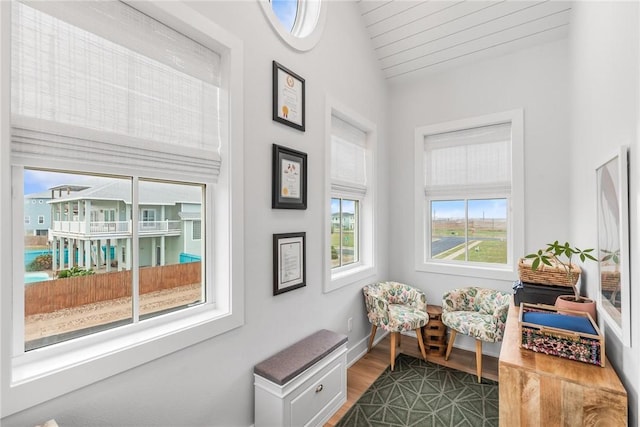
[362,281,429,370]
[441,287,510,382]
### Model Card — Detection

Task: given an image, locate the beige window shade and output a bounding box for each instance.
[424,123,511,197]
[331,115,367,198]
[11,1,222,179]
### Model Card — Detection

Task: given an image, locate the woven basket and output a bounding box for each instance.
[518,258,581,287]
[600,271,620,292]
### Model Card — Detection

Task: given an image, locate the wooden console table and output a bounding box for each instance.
[499,302,627,426]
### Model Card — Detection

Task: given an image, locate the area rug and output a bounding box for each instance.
[335,354,498,427]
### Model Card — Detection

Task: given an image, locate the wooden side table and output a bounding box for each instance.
[499,301,627,426]
[423,304,447,356]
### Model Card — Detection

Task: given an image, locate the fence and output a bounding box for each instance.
[25,262,202,316]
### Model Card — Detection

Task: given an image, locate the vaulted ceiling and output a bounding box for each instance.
[357,1,572,80]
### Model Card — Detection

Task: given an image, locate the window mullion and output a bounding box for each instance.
[464,199,469,262]
[338,199,343,268]
[131,177,140,323]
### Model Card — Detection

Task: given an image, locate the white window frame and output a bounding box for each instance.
[331,196,361,269]
[324,96,377,292]
[414,110,524,281]
[37,215,44,225]
[0,1,244,417]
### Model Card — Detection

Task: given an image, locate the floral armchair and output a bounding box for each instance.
[362,281,429,370]
[441,287,510,382]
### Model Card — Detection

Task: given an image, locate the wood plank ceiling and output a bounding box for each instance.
[357,0,572,80]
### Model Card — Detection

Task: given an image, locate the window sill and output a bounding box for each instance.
[5,304,242,416]
[416,261,516,282]
[325,264,376,293]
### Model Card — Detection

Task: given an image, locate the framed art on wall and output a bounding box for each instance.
[272,144,307,209]
[273,232,306,295]
[272,61,305,131]
[596,145,630,346]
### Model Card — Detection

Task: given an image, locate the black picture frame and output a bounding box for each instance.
[273,232,306,295]
[272,61,305,132]
[272,144,307,209]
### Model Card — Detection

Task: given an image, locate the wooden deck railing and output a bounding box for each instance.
[25,262,201,316]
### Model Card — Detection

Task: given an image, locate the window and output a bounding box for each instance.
[141,209,157,229]
[331,198,359,267]
[414,110,524,280]
[325,98,377,292]
[260,0,326,51]
[193,220,202,241]
[1,1,244,417]
[24,216,30,224]
[37,215,44,224]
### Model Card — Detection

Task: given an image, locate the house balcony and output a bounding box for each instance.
[50,220,183,239]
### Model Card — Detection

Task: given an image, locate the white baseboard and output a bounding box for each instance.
[346,330,388,368]
[346,329,501,367]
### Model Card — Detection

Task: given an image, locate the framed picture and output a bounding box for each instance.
[272,144,307,209]
[273,232,306,295]
[596,146,630,346]
[272,61,305,131]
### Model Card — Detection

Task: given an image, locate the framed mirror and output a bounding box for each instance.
[596,146,630,346]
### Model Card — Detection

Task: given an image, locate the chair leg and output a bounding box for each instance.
[445,329,457,361]
[390,332,397,371]
[367,324,377,353]
[476,340,483,383]
[415,328,427,361]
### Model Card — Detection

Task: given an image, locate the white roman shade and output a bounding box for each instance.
[424,123,511,198]
[11,0,222,181]
[331,115,367,198]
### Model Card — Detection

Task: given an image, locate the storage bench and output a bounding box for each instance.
[254,329,348,427]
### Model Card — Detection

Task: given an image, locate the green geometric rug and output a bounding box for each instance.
[335,353,499,427]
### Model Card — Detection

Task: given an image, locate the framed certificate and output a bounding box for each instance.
[273,232,306,295]
[272,144,307,209]
[272,61,305,131]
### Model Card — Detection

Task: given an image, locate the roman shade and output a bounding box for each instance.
[11,0,222,180]
[331,115,367,198]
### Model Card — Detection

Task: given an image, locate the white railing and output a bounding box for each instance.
[51,220,182,236]
[90,221,130,234]
[138,220,182,234]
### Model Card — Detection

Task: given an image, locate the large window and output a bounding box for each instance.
[1,1,244,416]
[325,100,377,292]
[415,111,524,280]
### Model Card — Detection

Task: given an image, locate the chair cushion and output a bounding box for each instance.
[377,304,428,332]
[363,282,428,331]
[442,311,503,343]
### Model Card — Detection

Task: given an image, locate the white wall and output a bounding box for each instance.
[387,39,571,356]
[1,1,389,426]
[568,1,639,425]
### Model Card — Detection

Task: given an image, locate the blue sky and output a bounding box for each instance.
[432,199,507,220]
[272,0,297,31]
[23,170,99,195]
[331,198,356,215]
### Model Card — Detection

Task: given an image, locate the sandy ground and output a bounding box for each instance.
[25,283,202,342]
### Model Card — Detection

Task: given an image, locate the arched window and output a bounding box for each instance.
[260,0,326,51]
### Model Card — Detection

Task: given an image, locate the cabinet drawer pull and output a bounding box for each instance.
[315,384,323,393]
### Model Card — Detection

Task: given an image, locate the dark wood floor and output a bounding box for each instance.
[325,333,499,426]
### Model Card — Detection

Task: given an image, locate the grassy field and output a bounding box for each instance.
[456,240,506,263]
[433,240,507,264]
[331,230,356,267]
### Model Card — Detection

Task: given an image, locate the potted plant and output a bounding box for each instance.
[523,240,597,319]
